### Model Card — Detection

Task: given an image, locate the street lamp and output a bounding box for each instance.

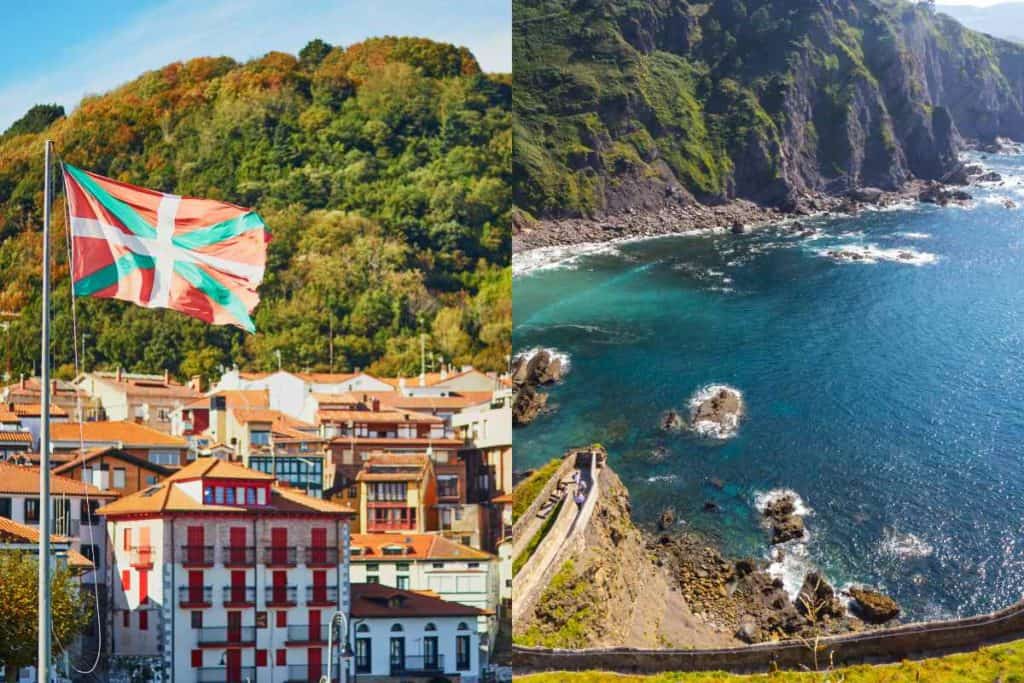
[321,610,354,683]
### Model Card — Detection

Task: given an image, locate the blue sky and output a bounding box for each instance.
[0,0,511,131]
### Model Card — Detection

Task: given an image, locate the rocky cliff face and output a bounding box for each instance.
[514,0,1024,218]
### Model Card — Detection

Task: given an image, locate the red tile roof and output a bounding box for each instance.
[51,421,187,448]
[317,409,443,424]
[0,517,94,571]
[350,582,488,618]
[0,431,33,444]
[97,458,354,516]
[13,403,68,417]
[0,463,117,497]
[350,533,492,561]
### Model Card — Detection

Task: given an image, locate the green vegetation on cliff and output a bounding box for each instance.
[514,0,1024,218]
[513,457,562,521]
[518,637,1024,680]
[0,37,510,381]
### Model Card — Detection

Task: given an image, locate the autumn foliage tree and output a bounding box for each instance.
[0,552,93,683]
[0,36,510,382]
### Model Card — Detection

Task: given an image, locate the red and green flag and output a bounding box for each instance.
[62,164,270,332]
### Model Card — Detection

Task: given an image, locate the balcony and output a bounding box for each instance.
[285,624,329,645]
[263,546,297,567]
[196,667,256,683]
[178,586,213,608]
[392,655,445,675]
[302,546,338,567]
[130,545,154,569]
[286,664,326,682]
[366,519,416,532]
[179,545,215,567]
[222,546,256,567]
[304,585,338,606]
[222,585,257,607]
[265,585,298,607]
[197,627,256,646]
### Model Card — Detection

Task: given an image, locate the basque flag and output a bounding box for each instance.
[63,164,269,332]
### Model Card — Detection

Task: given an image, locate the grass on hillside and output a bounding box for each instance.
[512,497,565,577]
[517,638,1024,682]
[512,458,563,522]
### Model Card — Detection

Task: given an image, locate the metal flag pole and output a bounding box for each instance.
[38,138,53,683]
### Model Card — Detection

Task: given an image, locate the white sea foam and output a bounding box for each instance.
[687,384,743,439]
[512,347,572,374]
[512,242,623,276]
[880,528,934,559]
[753,488,814,517]
[894,231,931,240]
[767,540,816,600]
[816,243,938,266]
[646,474,678,483]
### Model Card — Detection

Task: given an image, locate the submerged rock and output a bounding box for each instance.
[849,587,901,623]
[660,409,685,431]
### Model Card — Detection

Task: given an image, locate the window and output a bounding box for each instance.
[0,497,11,519]
[24,497,40,523]
[225,487,235,505]
[276,611,287,628]
[366,563,379,572]
[367,575,379,584]
[146,476,158,486]
[246,488,256,505]
[80,499,99,522]
[396,576,409,590]
[456,634,471,671]
[149,450,178,466]
[437,475,458,498]
[122,610,130,628]
[257,488,266,505]
[355,637,371,673]
[468,562,480,569]
[113,468,126,489]
[431,563,443,569]
[250,430,271,446]
[203,487,213,504]
[423,635,439,669]
[396,563,410,572]
[81,545,100,571]
[139,611,148,630]
[276,649,286,666]
[256,650,267,667]
[424,623,437,631]
[191,650,202,668]
[214,487,225,504]
[191,611,203,628]
[390,623,403,632]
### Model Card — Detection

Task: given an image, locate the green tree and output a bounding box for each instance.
[0,552,93,683]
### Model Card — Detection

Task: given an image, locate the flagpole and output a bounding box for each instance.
[38,139,53,683]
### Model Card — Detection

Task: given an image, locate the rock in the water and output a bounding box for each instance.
[690,386,743,437]
[703,501,720,513]
[731,220,746,235]
[976,171,1003,183]
[796,571,845,620]
[660,409,684,431]
[1004,199,1017,209]
[849,187,885,203]
[762,494,806,544]
[512,385,547,426]
[849,587,900,623]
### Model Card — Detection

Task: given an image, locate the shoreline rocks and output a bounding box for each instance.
[849,587,901,624]
[762,493,806,545]
[512,349,566,426]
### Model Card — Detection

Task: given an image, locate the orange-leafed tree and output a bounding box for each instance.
[0,552,92,683]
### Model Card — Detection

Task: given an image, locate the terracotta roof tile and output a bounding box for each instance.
[50,421,186,447]
[0,517,94,571]
[0,431,33,444]
[317,409,442,424]
[13,403,68,417]
[350,533,492,561]
[0,463,117,496]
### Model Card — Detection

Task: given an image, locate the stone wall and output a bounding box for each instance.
[511,454,576,554]
[513,598,1024,674]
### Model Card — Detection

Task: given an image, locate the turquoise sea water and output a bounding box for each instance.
[513,153,1024,622]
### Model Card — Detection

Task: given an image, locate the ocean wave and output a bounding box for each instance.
[753,488,814,517]
[512,346,572,374]
[893,231,931,240]
[816,243,939,266]
[767,539,815,600]
[880,528,934,560]
[645,474,678,483]
[688,384,743,439]
[512,242,623,276]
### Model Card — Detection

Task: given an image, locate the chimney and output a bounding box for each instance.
[355,366,361,374]
[189,375,202,392]
[419,373,425,387]
[372,398,380,412]
[399,377,405,389]
[51,380,57,393]
[19,374,25,390]
[116,367,124,382]
[164,369,170,384]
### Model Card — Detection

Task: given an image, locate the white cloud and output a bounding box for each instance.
[0,0,511,131]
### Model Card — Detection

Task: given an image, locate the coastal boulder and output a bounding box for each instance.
[690,386,743,437]
[796,571,845,620]
[849,587,901,624]
[512,385,547,426]
[660,410,684,431]
[763,494,806,544]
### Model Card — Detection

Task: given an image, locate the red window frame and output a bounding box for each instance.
[256,649,268,667]
[276,649,286,666]
[191,650,202,668]
[139,611,148,630]
[276,611,287,628]
[121,569,131,591]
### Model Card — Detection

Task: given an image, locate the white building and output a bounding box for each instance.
[211,370,394,420]
[97,458,355,682]
[451,388,513,495]
[349,582,487,682]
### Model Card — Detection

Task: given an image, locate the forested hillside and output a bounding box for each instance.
[0,37,511,382]
[514,0,1024,219]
